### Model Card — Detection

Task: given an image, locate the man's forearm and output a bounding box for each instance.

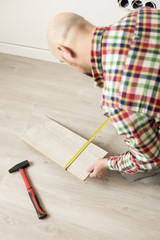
[106,151,160,174]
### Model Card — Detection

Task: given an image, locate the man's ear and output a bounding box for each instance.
[57,45,75,62]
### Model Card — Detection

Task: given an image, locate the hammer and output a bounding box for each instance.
[9,160,47,219]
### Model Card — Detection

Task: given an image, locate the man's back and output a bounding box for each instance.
[91,7,160,119]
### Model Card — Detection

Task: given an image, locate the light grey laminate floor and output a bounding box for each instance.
[0,53,160,240]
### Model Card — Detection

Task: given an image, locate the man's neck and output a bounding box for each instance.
[75,25,97,68]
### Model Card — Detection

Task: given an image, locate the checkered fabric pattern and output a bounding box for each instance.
[91,7,160,174]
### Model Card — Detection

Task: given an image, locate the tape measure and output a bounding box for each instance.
[65,117,111,170]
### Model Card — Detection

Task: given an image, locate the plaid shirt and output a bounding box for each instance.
[91,7,160,174]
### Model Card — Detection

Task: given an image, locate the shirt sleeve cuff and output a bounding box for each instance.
[106,156,119,171]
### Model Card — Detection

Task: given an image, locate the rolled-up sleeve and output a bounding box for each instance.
[106,108,160,174]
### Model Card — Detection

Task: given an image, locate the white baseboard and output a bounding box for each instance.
[0,42,58,63]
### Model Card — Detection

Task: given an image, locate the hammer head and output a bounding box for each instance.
[9,160,30,173]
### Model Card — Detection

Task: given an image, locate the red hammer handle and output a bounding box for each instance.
[19,169,47,219]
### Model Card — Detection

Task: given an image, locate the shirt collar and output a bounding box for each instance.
[91,27,107,88]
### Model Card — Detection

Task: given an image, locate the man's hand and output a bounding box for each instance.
[87,158,109,178]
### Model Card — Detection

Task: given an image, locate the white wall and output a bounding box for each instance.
[0,0,126,62]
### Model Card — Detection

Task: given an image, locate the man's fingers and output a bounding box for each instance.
[87,164,94,173]
[87,158,109,178]
[89,170,97,178]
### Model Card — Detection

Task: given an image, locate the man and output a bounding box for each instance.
[47,7,160,181]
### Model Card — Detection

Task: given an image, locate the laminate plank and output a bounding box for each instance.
[20,115,107,180]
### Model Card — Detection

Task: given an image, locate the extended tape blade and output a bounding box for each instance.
[65,118,110,170]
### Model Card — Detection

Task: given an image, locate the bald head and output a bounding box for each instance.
[48,12,86,39]
[47,12,96,75]
[47,13,87,57]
